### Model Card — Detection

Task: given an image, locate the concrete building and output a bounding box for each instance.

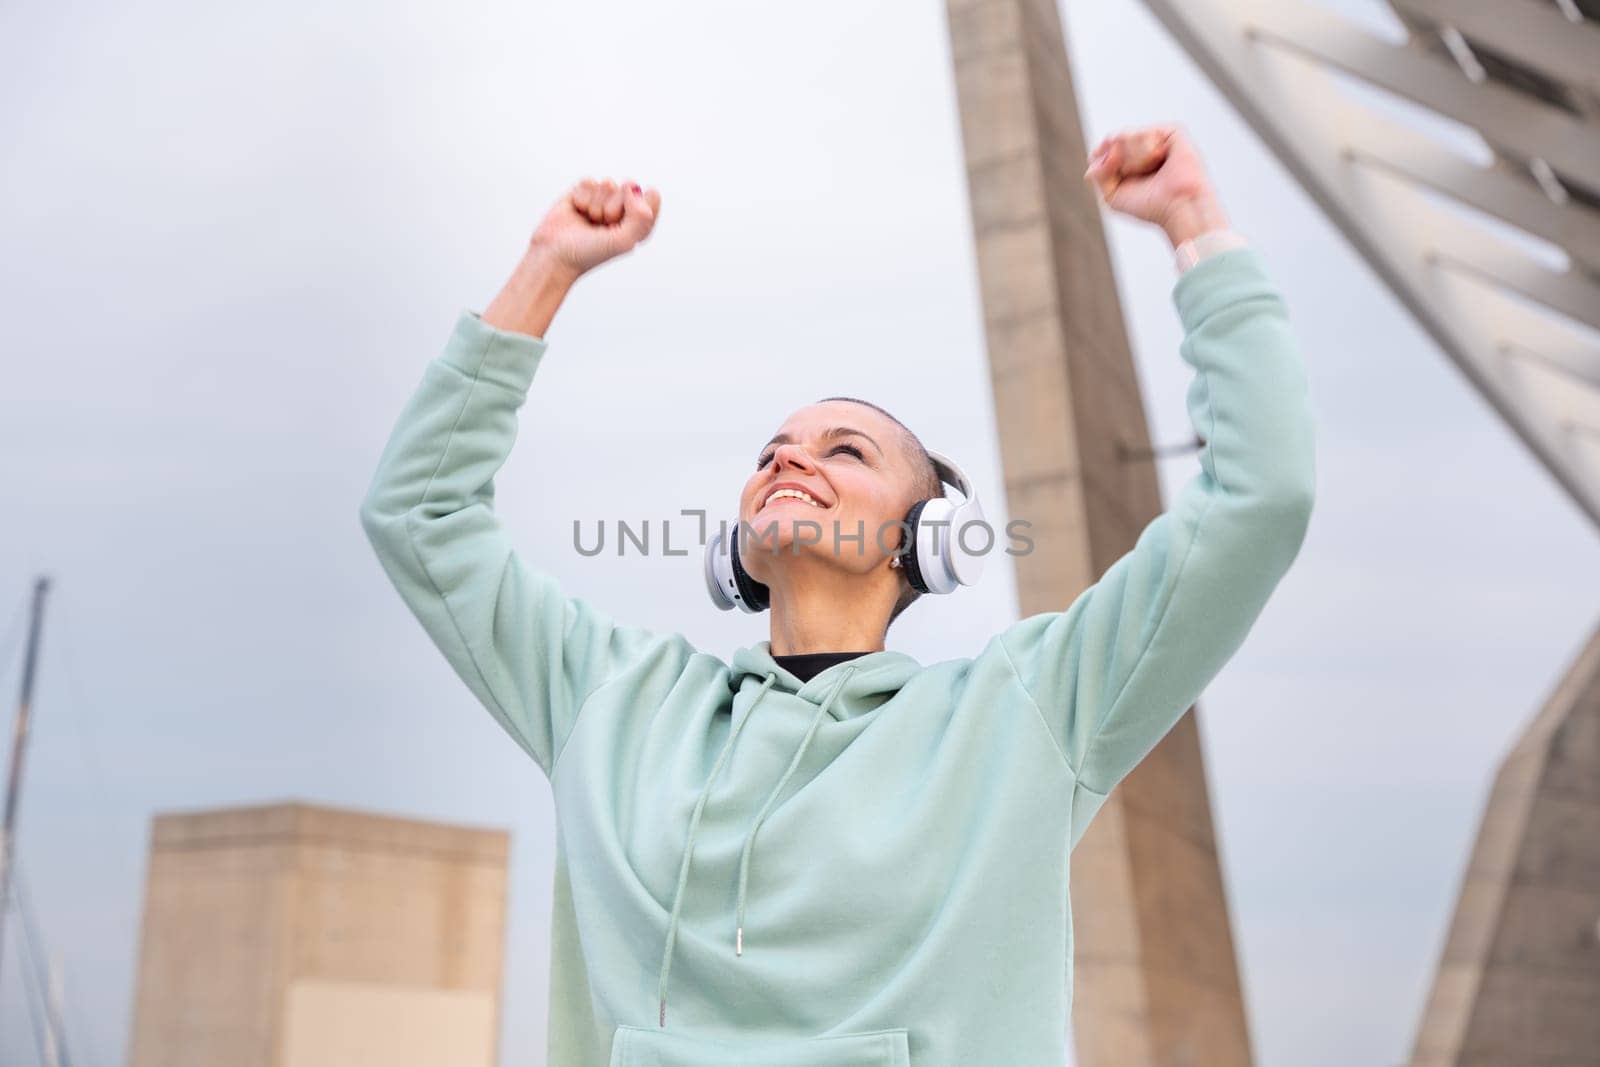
[126,802,510,1067]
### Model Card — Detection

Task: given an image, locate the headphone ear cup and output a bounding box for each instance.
[704,524,736,610]
[704,523,769,613]
[947,496,986,587]
[911,496,961,595]
[729,524,771,612]
[899,500,931,595]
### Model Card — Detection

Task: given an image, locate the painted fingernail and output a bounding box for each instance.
[630,183,642,194]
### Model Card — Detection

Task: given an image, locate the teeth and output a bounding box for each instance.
[766,488,823,508]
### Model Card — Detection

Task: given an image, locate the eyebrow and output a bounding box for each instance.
[762,426,884,456]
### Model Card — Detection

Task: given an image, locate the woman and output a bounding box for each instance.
[359,124,1315,1066]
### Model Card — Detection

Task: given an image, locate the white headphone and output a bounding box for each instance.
[703,449,987,614]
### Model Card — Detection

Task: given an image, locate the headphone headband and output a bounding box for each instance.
[925,450,974,506]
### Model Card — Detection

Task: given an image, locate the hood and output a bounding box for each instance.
[728,641,924,720]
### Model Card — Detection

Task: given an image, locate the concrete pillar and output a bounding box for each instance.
[943,1,1254,1062]
[1411,622,1600,1065]
[127,802,510,1067]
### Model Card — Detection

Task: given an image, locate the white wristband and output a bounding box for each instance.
[1174,229,1249,274]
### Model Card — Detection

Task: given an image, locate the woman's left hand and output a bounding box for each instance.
[1083,124,1230,249]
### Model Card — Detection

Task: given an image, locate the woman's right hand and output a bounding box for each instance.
[532,177,663,281]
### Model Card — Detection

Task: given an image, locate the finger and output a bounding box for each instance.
[589,179,617,224]
[1085,134,1118,175]
[1090,132,1118,172]
[1120,129,1170,176]
[588,180,611,223]
[571,177,598,215]
[1084,132,1116,186]
[576,179,599,221]
[620,182,658,242]
[1164,124,1203,168]
[1094,140,1124,198]
[602,181,626,225]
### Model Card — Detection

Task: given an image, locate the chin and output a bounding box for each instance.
[739,512,838,581]
[744,509,824,543]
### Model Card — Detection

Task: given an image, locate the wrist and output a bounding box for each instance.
[482,243,578,338]
[521,240,582,293]
[1161,196,1231,249]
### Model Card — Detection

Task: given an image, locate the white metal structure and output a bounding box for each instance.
[1139,0,1600,529]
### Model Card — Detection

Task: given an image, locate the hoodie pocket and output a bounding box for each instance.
[608,1024,911,1067]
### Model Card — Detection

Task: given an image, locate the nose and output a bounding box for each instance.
[770,441,819,473]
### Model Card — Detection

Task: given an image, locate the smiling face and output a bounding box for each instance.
[737,400,930,589]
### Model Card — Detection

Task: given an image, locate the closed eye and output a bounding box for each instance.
[756,442,865,469]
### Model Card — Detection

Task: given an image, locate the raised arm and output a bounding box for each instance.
[359,179,689,778]
[995,127,1316,827]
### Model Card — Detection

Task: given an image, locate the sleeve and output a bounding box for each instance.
[997,246,1316,812]
[358,309,687,778]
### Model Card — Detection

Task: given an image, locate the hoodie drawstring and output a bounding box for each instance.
[655,664,859,1029]
[658,671,777,1029]
[734,665,857,956]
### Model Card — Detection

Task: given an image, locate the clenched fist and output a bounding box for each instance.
[483,177,663,336]
[532,177,664,280]
[1082,125,1229,249]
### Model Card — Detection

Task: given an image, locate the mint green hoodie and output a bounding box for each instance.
[359,246,1315,1065]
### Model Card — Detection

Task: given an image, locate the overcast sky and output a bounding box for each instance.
[2,0,1598,1064]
